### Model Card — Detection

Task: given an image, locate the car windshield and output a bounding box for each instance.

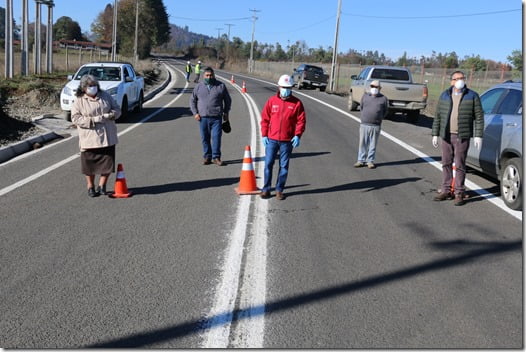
[370,69,409,81]
[74,67,121,81]
[306,66,324,74]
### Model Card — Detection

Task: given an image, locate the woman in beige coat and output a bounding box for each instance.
[71,74,121,197]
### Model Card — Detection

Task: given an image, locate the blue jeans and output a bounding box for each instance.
[357,124,381,163]
[199,116,222,159]
[263,139,293,193]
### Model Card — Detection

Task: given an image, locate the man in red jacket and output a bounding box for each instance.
[260,74,306,200]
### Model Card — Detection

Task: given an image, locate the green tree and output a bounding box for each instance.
[54,16,84,41]
[460,55,486,71]
[507,49,522,71]
[91,4,113,43]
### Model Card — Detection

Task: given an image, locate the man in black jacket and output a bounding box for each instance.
[431,70,484,206]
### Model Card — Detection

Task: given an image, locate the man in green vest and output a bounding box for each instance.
[185,61,192,82]
[193,60,202,83]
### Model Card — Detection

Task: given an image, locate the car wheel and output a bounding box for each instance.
[500,157,522,210]
[348,93,358,111]
[134,91,144,113]
[120,96,128,121]
[319,86,326,92]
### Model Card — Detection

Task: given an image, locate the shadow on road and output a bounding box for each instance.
[285,177,421,197]
[226,151,331,165]
[87,238,521,348]
[130,177,239,194]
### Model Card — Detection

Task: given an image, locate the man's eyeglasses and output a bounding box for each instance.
[451,77,465,81]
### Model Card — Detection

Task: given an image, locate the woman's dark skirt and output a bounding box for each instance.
[80,145,116,175]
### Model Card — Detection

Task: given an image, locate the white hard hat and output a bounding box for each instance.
[187,61,190,64]
[198,60,201,64]
[278,74,294,87]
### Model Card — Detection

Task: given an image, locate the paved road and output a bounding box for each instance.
[0,58,522,348]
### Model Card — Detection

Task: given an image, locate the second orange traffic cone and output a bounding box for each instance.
[450,162,456,193]
[241,81,247,93]
[109,163,133,198]
[235,146,259,195]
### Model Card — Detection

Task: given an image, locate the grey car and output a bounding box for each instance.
[466,81,522,210]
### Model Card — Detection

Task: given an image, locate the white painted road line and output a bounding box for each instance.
[202,76,268,348]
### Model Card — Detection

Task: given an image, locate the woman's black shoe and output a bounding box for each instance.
[97,185,107,195]
[88,187,99,197]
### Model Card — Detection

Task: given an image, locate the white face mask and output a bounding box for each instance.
[86,86,98,96]
[280,88,291,98]
[454,80,465,90]
[370,88,379,95]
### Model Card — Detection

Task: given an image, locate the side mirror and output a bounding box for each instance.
[67,74,73,80]
[351,75,357,80]
[125,76,134,83]
[293,68,297,72]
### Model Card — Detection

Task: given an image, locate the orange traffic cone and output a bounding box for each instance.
[235,146,259,195]
[450,162,456,194]
[241,81,247,93]
[231,75,235,83]
[109,163,133,198]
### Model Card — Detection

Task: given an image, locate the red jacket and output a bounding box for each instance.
[261,93,306,141]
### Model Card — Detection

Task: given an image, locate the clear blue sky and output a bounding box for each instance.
[11,0,522,63]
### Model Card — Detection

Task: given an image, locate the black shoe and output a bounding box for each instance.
[203,158,212,165]
[97,185,107,196]
[88,187,99,197]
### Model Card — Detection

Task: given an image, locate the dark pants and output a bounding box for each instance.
[441,133,470,195]
[199,116,222,159]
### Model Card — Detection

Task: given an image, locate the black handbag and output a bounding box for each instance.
[222,120,231,133]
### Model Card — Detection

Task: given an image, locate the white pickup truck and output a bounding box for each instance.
[60,62,144,120]
[348,65,427,123]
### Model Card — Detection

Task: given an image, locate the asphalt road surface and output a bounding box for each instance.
[0,58,522,348]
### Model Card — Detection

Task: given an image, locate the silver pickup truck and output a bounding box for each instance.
[348,65,427,123]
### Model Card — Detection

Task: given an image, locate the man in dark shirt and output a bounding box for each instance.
[190,67,232,166]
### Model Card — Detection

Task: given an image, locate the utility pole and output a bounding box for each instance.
[224,23,233,61]
[111,0,118,61]
[4,0,13,78]
[21,0,29,76]
[328,0,342,92]
[42,0,54,74]
[133,0,139,65]
[215,27,223,39]
[34,0,42,74]
[249,8,260,73]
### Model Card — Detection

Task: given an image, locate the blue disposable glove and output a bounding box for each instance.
[291,136,300,148]
[262,137,269,147]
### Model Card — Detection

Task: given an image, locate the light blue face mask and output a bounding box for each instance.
[280,88,291,98]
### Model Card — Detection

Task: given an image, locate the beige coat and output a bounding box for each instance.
[71,90,121,151]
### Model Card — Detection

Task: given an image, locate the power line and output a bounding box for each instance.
[171,16,250,22]
[342,8,520,20]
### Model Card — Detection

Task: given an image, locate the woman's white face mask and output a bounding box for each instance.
[86,86,98,96]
